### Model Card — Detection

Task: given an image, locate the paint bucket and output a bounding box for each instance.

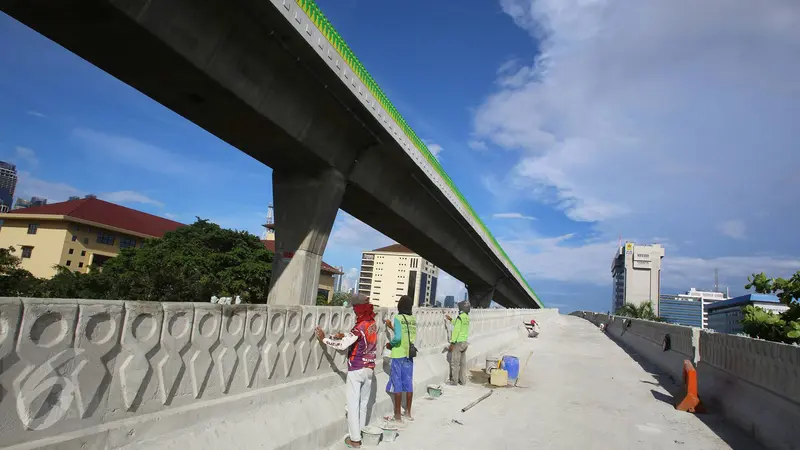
[361,426,382,447]
[485,356,500,374]
[502,356,520,380]
[427,384,442,398]
[381,426,399,443]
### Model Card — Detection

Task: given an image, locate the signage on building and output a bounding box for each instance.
[633,259,652,269]
[634,252,651,262]
[625,243,633,254]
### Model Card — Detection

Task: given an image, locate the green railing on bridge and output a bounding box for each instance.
[296,0,542,307]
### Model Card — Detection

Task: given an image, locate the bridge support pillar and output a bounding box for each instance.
[468,285,495,309]
[267,168,345,305]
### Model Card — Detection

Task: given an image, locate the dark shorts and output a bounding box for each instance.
[386,357,414,393]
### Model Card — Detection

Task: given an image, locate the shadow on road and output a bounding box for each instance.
[602,332,764,450]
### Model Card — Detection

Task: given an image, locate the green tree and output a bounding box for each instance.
[615,301,664,321]
[742,271,800,343]
[330,291,349,306]
[0,247,42,296]
[97,219,273,303]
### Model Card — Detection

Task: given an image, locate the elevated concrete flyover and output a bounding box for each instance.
[0,0,542,308]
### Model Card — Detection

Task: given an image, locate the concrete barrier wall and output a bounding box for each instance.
[0,298,552,449]
[698,332,800,450]
[571,310,800,450]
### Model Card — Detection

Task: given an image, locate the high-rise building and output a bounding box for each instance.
[611,242,665,315]
[0,161,18,212]
[358,244,439,308]
[333,266,345,292]
[14,196,48,210]
[443,295,455,308]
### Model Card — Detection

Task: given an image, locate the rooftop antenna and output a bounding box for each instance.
[261,203,275,240]
[714,268,719,293]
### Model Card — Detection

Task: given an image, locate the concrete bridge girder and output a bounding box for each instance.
[0,0,541,308]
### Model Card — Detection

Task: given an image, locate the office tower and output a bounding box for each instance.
[358,244,439,308]
[611,242,665,315]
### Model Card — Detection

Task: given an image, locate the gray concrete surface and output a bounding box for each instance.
[268,168,345,305]
[0,0,541,308]
[346,314,762,450]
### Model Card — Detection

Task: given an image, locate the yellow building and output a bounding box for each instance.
[0,197,184,278]
[358,244,440,308]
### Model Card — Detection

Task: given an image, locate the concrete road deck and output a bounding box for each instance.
[337,314,762,450]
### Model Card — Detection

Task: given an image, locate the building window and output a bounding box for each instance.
[81,250,86,256]
[71,235,77,242]
[66,260,72,266]
[96,231,115,246]
[78,262,84,268]
[120,236,137,249]
[27,223,38,234]
[83,238,89,245]
[68,249,74,254]
[21,246,33,258]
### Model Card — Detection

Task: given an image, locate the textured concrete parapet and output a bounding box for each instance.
[0,298,547,449]
[698,331,800,449]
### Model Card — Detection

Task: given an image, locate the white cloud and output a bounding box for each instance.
[15,172,165,208]
[327,212,392,253]
[164,213,179,220]
[422,140,443,159]
[15,172,81,201]
[26,111,46,118]
[14,147,38,167]
[341,267,359,293]
[72,128,228,177]
[436,271,467,303]
[502,232,800,292]
[467,140,489,151]
[101,190,164,208]
[718,219,746,240]
[474,0,800,236]
[493,212,537,220]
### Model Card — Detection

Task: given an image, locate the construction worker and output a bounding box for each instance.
[445,300,471,385]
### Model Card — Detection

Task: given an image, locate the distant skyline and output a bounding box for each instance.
[1,0,799,311]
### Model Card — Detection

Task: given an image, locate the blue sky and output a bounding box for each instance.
[1,0,799,312]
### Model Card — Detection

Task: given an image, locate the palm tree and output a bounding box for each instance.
[615,301,662,321]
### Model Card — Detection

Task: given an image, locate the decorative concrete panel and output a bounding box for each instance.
[700,331,800,404]
[0,297,540,448]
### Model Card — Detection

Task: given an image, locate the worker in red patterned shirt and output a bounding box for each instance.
[315,294,377,448]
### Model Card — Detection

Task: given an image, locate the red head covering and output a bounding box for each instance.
[354,303,375,323]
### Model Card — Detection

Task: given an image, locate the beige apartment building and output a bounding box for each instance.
[358,244,439,308]
[0,197,184,278]
[611,242,665,315]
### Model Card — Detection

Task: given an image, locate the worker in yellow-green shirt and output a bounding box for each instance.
[445,300,471,386]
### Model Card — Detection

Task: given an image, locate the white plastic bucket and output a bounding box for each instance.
[381,427,398,443]
[361,426,382,447]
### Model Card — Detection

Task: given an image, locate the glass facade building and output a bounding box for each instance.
[658,295,703,328]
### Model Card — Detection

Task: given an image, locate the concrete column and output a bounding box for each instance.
[267,168,345,306]
[468,284,495,309]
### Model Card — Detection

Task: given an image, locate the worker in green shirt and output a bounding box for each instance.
[445,300,471,385]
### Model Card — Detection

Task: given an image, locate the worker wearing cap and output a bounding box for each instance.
[445,300,471,385]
